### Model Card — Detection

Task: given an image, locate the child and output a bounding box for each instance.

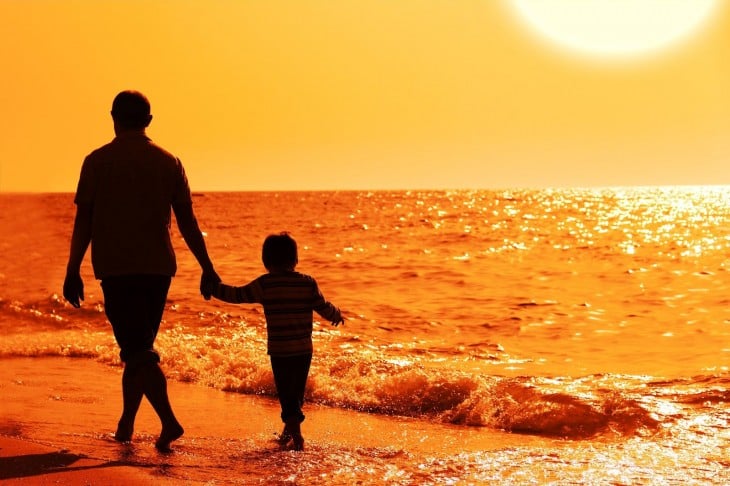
[206,232,344,450]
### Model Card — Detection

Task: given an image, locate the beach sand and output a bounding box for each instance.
[1,357,542,484]
[0,435,180,485]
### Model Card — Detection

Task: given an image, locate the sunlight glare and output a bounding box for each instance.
[510,0,719,59]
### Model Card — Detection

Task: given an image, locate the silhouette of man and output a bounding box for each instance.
[63,90,220,451]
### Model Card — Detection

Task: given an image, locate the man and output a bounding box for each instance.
[63,90,219,452]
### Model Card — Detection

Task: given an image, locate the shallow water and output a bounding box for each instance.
[2,188,730,483]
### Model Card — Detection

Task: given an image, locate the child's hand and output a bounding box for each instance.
[331,315,345,327]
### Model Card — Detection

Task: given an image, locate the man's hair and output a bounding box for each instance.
[262,232,298,271]
[111,90,151,129]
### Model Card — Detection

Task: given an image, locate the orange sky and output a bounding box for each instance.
[1,0,729,192]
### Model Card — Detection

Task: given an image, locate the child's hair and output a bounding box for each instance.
[262,232,298,271]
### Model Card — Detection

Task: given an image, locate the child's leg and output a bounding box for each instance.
[292,354,312,413]
[270,354,312,449]
[270,354,312,422]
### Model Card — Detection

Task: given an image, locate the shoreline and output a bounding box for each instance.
[0,356,538,484]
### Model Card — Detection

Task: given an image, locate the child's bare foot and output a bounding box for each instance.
[114,420,133,443]
[285,421,304,451]
[276,424,292,446]
[291,435,304,451]
[155,422,184,452]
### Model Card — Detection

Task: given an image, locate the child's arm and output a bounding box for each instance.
[312,284,344,326]
[209,279,262,304]
[316,302,344,326]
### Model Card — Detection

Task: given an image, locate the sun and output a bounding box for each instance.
[509,0,719,59]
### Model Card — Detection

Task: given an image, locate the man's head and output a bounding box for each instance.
[111,90,152,130]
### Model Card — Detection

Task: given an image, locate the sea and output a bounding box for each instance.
[1,188,729,484]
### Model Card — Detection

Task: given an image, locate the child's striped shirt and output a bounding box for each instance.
[212,271,342,357]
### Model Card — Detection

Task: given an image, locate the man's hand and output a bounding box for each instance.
[200,269,221,300]
[63,272,84,308]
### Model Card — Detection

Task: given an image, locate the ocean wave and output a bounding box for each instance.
[0,325,660,440]
[0,295,706,442]
[480,380,660,438]
[0,330,115,359]
[0,294,107,330]
[309,356,660,439]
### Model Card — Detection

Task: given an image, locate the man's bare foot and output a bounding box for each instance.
[114,420,133,443]
[155,422,184,452]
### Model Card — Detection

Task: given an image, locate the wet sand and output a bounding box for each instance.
[0,435,182,485]
[1,357,540,484]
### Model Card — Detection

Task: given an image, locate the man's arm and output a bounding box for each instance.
[63,202,92,307]
[172,201,220,297]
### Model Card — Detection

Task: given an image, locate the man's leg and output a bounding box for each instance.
[118,350,183,450]
[102,275,182,450]
[103,276,146,442]
[141,359,184,451]
[115,364,144,442]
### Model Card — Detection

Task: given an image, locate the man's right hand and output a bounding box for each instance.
[63,272,84,308]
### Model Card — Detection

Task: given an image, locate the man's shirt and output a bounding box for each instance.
[75,132,192,279]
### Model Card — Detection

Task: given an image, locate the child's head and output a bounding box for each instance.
[262,232,298,272]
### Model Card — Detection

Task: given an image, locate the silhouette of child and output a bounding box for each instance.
[206,232,344,450]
